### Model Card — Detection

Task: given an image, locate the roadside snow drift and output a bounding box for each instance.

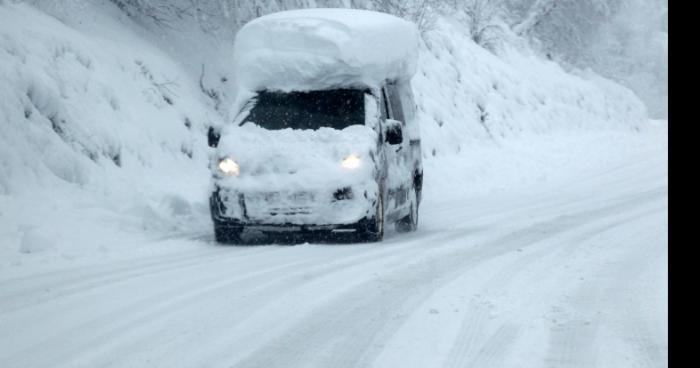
[412,18,648,157]
[0,2,215,261]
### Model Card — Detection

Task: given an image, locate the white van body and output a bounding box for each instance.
[209,9,423,243]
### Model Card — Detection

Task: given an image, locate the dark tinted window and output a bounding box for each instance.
[396,81,416,124]
[380,87,390,120]
[243,89,366,130]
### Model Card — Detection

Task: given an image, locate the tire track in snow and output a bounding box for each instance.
[362,183,667,368]
[1,256,320,367]
[451,193,666,368]
[164,226,497,368]
[0,246,278,313]
[0,160,667,368]
[396,187,656,367]
[539,207,667,368]
[2,222,493,367]
[218,185,665,368]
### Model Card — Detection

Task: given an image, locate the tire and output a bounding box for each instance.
[355,193,384,243]
[395,187,418,233]
[213,223,244,244]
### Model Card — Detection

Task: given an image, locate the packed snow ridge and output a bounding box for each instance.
[233,9,418,93]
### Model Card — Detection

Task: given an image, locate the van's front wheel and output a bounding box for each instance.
[355,193,384,243]
[213,223,244,244]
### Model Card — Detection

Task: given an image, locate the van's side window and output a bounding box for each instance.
[396,81,416,125]
[386,82,405,124]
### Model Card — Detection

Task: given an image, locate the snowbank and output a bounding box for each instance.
[0,2,216,262]
[233,8,418,92]
[412,18,648,157]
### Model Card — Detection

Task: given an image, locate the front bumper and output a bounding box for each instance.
[210,182,378,230]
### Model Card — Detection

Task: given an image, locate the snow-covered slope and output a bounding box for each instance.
[0,2,216,259]
[1,1,654,261]
[413,17,647,157]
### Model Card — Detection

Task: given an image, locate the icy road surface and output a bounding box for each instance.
[0,142,667,368]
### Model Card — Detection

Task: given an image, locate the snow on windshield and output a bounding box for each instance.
[233,8,418,93]
[241,89,366,130]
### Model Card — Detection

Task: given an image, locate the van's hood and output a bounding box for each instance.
[214,123,378,191]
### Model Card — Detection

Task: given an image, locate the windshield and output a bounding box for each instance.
[242,89,366,130]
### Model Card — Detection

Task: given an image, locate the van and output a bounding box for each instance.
[207,9,422,243]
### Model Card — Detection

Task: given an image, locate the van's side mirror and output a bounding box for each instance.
[385,119,403,145]
[207,126,220,148]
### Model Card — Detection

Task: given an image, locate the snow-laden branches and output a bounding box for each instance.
[456,0,505,48]
[108,0,182,28]
[363,0,438,34]
[512,0,556,36]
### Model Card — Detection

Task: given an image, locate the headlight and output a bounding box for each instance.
[218,157,240,176]
[341,154,361,170]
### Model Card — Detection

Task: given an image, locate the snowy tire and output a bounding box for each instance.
[213,224,243,244]
[355,193,384,243]
[395,188,418,233]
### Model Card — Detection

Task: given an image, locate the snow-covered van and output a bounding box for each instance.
[208,9,423,243]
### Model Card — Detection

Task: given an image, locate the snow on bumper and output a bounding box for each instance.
[211,180,378,227]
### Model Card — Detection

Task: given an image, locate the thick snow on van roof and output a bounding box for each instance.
[233,8,418,92]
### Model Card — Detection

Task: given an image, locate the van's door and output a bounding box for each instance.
[381,83,412,219]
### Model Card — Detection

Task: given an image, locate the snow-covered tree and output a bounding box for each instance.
[442,0,505,49]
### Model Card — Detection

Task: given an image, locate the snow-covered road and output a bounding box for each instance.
[0,140,667,368]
